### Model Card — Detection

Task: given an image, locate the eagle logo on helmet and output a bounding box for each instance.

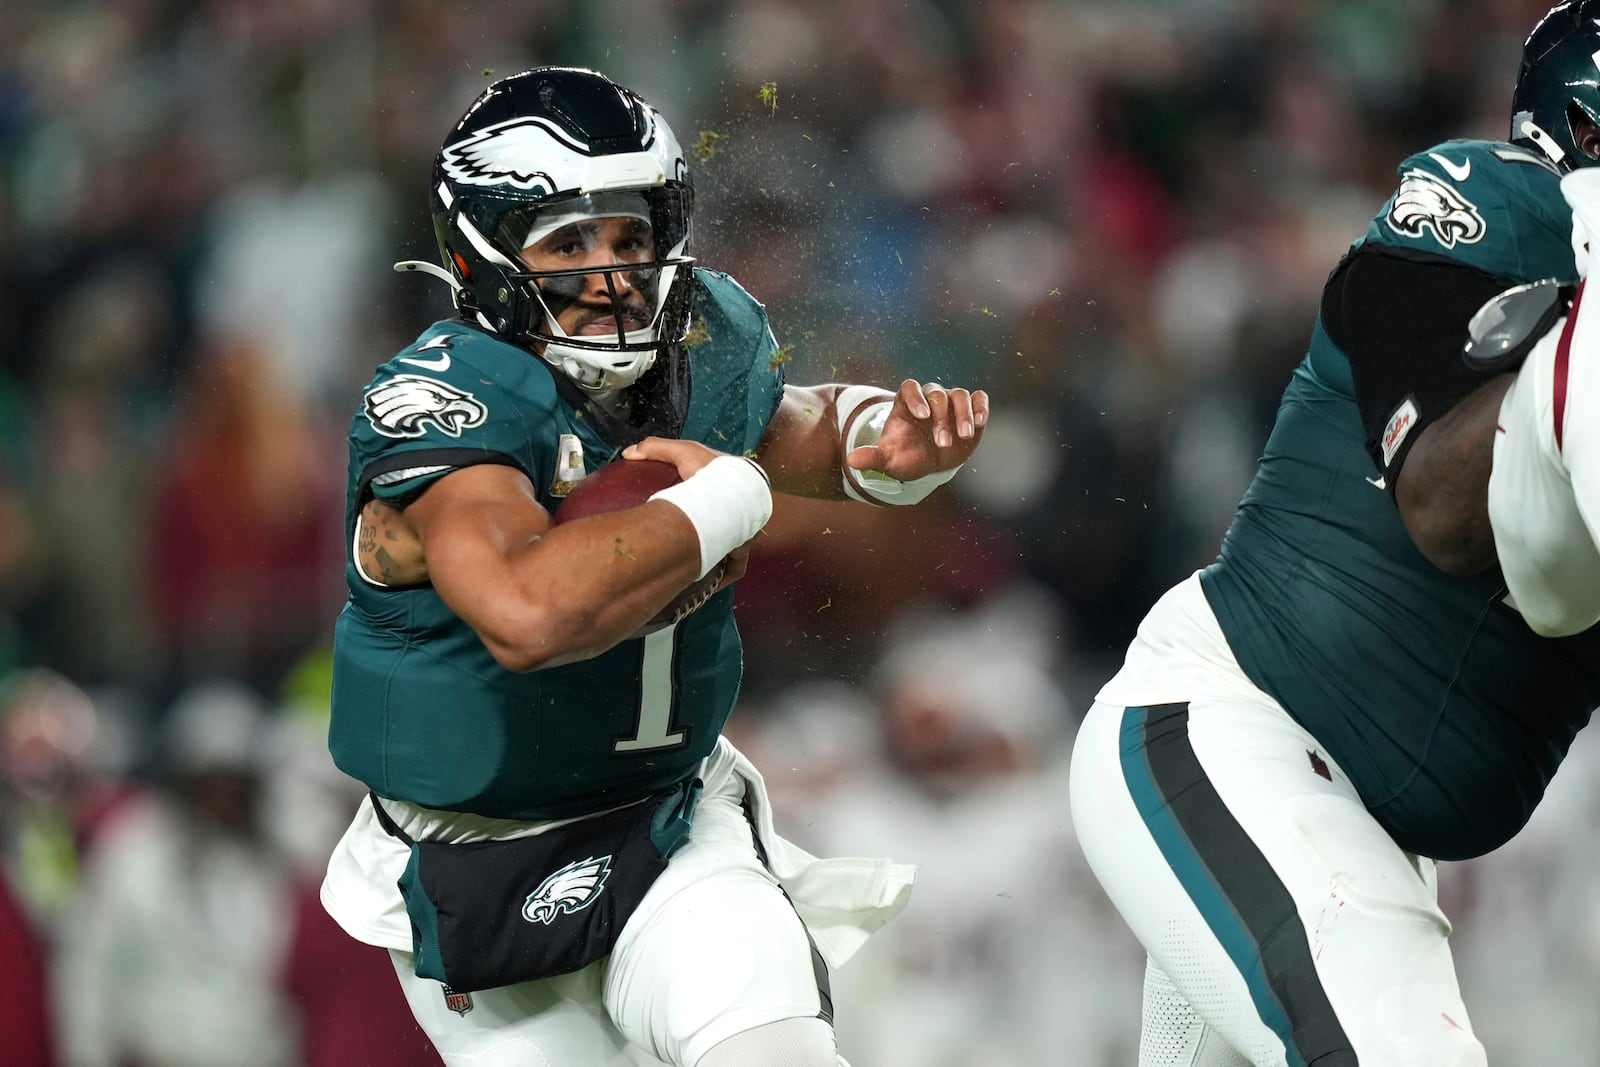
[522,855,613,925]
[363,374,489,439]
[1386,168,1488,250]
[439,117,575,191]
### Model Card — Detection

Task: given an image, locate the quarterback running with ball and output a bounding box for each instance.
[319,67,985,1067]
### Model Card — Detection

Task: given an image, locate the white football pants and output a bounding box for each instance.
[1069,578,1487,1066]
[388,784,833,1067]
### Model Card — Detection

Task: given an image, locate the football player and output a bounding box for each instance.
[1069,4,1600,1065]
[1486,165,1600,638]
[319,67,986,1067]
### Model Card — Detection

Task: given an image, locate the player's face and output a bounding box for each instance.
[519,216,657,340]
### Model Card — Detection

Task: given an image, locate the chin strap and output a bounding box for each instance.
[393,260,463,291]
[541,332,658,394]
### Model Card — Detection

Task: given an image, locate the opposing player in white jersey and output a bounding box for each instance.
[1489,166,1600,634]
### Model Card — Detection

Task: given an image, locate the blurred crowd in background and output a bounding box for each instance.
[3,0,1600,1063]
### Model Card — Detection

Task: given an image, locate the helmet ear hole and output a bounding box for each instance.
[1570,102,1600,163]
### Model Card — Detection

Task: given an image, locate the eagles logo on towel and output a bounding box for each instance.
[523,855,613,925]
[364,375,489,439]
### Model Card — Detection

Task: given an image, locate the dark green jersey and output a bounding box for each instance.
[329,269,785,820]
[1201,140,1600,861]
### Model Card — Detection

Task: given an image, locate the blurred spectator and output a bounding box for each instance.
[736,489,1019,699]
[50,680,299,1067]
[282,877,444,1067]
[0,861,54,1067]
[0,668,137,928]
[751,586,1141,1064]
[24,264,170,687]
[147,339,343,693]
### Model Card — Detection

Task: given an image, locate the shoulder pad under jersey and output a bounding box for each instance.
[1367,139,1575,282]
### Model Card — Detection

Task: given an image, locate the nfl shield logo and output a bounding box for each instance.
[442,984,473,1016]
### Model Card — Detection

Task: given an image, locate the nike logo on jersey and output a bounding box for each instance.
[1365,475,1387,490]
[399,333,459,371]
[1428,152,1471,181]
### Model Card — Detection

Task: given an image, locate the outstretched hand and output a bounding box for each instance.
[844,379,989,481]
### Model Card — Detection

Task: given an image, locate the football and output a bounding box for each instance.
[554,458,683,521]
[553,459,726,637]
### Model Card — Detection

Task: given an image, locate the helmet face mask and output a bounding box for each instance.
[428,68,696,393]
[1512,1,1600,172]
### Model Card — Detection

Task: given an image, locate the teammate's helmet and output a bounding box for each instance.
[1511,1,1600,172]
[427,67,694,393]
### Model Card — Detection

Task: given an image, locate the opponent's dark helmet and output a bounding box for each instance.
[1512,1,1600,172]
[415,67,694,393]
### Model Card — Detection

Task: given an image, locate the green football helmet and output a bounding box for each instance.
[407,67,696,395]
[1512,1,1600,171]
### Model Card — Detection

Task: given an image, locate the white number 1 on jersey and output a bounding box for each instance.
[613,625,687,752]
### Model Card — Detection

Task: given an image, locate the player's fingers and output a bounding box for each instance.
[623,436,718,478]
[945,388,978,440]
[844,443,883,471]
[921,383,954,448]
[897,378,932,419]
[972,389,990,429]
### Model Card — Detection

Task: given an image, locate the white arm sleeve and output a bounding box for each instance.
[1488,283,1600,636]
[1565,168,1600,280]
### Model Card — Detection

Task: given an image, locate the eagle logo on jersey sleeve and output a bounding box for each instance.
[363,374,489,439]
[522,855,613,925]
[1386,168,1487,249]
[439,117,561,192]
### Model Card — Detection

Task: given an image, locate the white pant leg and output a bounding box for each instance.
[605,783,830,1067]
[1489,287,1600,637]
[1070,694,1485,1067]
[388,950,647,1067]
[1140,958,1253,1067]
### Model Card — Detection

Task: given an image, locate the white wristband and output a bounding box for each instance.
[837,386,963,506]
[650,456,773,579]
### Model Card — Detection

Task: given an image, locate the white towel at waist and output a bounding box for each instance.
[320,736,916,971]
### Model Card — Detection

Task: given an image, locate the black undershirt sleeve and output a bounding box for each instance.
[1322,245,1519,487]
